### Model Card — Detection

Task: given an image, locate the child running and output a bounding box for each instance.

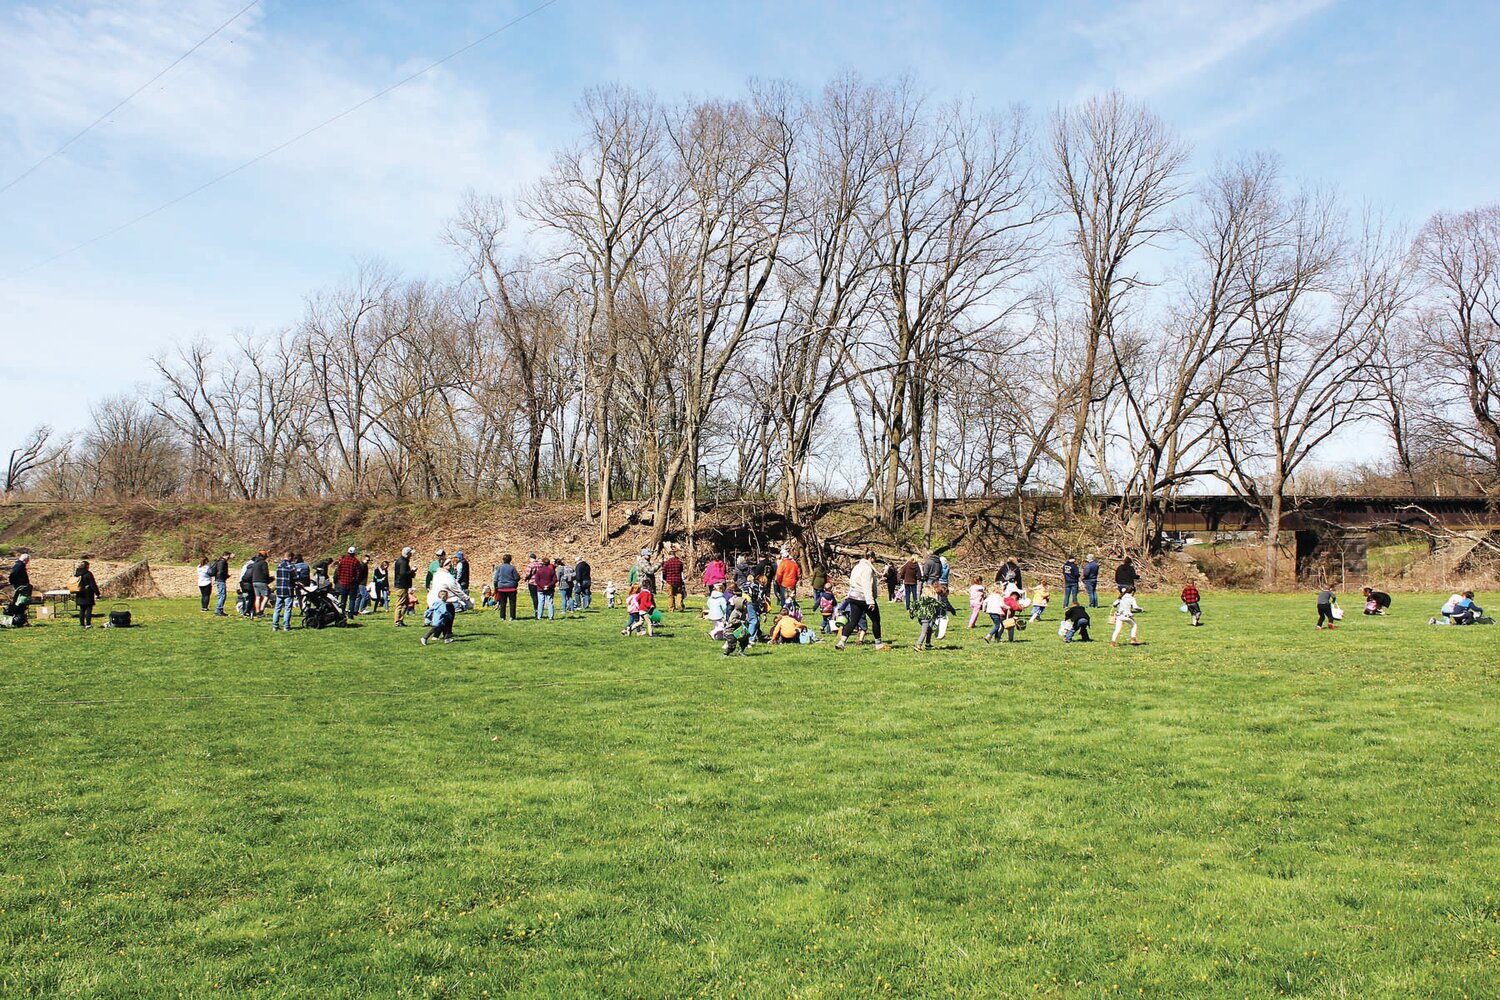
[967,577,987,629]
[1181,582,1202,626]
[1028,580,1050,623]
[982,587,1007,643]
[1110,588,1142,646]
[912,585,958,651]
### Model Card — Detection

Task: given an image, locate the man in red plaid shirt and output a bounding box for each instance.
[1180,583,1202,627]
[661,548,686,612]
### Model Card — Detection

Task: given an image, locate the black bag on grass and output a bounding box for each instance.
[107,604,132,628]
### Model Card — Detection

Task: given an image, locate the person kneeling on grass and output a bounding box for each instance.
[769,606,809,645]
[422,588,455,646]
[1110,589,1142,646]
[1433,591,1485,626]
[1061,600,1092,642]
[1181,583,1202,626]
[1362,586,1391,615]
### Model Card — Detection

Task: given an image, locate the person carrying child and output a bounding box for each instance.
[1110,588,1142,646]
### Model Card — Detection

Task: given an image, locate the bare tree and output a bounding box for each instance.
[525,85,684,542]
[4,424,64,495]
[1410,207,1500,485]
[1213,190,1406,583]
[1050,91,1188,514]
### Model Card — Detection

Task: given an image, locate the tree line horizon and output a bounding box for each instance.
[6,76,1499,584]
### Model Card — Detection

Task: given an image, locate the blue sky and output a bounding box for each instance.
[2,0,1499,463]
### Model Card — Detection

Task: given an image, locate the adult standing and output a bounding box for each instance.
[898,556,921,613]
[809,562,827,609]
[69,560,98,629]
[533,557,557,621]
[454,551,470,593]
[995,558,1023,591]
[774,551,801,606]
[920,550,942,596]
[196,556,213,612]
[1061,556,1081,609]
[210,551,230,616]
[1082,555,1100,608]
[732,556,751,592]
[661,548,686,612]
[251,551,272,617]
[557,558,576,615]
[9,552,31,592]
[573,556,592,611]
[883,560,899,603]
[703,555,727,595]
[426,549,447,591]
[73,559,100,629]
[635,550,660,595]
[372,560,389,611]
[524,553,540,614]
[354,555,371,614]
[392,547,416,627]
[835,552,878,651]
[273,551,298,632]
[1114,556,1138,596]
[334,547,361,615]
[492,555,521,619]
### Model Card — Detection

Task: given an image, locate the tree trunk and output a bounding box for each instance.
[1263,489,1284,586]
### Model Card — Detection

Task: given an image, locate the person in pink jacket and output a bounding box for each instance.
[966,577,987,628]
[703,556,727,594]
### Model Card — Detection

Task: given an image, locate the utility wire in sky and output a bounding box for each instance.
[0,0,263,196]
[6,0,563,279]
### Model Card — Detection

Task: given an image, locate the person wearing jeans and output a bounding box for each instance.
[533,559,557,620]
[1082,555,1100,608]
[272,552,299,632]
[211,552,230,615]
[1061,556,1080,609]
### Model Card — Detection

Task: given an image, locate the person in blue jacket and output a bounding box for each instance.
[1061,555,1081,608]
[1082,555,1101,608]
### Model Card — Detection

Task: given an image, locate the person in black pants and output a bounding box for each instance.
[74,560,101,629]
[422,590,456,645]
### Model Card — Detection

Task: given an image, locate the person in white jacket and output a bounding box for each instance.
[1111,589,1142,646]
[835,553,879,651]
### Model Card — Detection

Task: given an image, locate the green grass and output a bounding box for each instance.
[2,593,1497,998]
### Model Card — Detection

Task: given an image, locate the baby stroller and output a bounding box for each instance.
[1,584,32,628]
[301,582,349,630]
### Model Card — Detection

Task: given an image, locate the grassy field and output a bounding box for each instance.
[2,592,1497,998]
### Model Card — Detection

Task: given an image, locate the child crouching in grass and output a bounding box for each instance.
[422,588,455,646]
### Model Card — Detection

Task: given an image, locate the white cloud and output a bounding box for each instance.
[1067,0,1337,99]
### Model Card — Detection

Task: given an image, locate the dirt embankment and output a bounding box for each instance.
[0,497,1115,598]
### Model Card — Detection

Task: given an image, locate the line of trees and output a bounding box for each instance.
[7,77,1500,581]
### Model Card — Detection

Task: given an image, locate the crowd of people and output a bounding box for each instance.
[2,545,1494,644]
